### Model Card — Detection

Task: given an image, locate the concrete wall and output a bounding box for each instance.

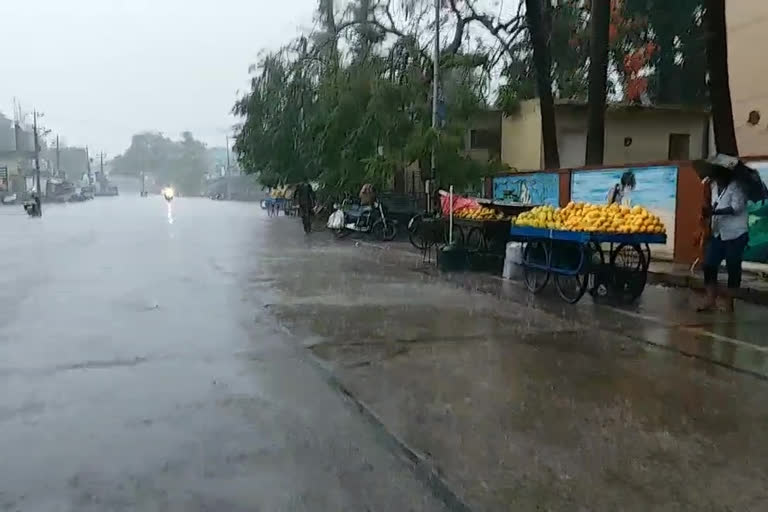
[500,100,542,171]
[501,101,707,171]
[728,1,768,156]
[555,107,708,167]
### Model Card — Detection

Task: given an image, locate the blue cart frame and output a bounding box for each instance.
[509,226,667,304]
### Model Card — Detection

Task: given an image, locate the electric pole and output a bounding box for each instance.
[55,135,60,178]
[225,134,231,200]
[33,110,42,216]
[86,146,92,185]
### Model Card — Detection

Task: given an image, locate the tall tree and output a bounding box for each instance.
[704,0,738,155]
[525,0,560,169]
[585,0,611,165]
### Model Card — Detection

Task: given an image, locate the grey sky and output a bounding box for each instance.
[0,0,315,156]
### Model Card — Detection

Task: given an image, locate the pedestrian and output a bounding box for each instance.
[293,179,316,234]
[698,169,749,313]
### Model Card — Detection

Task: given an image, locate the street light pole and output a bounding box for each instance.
[429,0,440,213]
[33,110,42,216]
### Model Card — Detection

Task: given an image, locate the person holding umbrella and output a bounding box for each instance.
[695,155,768,312]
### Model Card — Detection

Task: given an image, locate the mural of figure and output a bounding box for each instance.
[520,181,531,204]
[606,171,636,207]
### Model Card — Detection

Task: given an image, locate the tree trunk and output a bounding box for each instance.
[585,0,611,166]
[705,0,738,156]
[526,0,560,169]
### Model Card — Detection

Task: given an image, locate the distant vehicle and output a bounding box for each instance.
[162,187,175,202]
[1,193,17,205]
[80,186,95,200]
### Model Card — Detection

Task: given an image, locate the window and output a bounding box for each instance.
[469,129,497,150]
[668,133,690,160]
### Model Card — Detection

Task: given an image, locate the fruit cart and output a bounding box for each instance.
[509,226,667,304]
[449,203,536,254]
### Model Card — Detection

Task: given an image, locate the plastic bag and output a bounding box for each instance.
[327,210,345,229]
[439,190,480,216]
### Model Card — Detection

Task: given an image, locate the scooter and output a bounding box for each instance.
[330,200,397,241]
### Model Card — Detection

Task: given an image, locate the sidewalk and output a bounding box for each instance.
[648,260,768,305]
[261,222,768,511]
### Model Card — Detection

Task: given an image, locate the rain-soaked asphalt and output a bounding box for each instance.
[4,197,768,511]
[0,198,447,511]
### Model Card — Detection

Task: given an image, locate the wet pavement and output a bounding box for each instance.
[259,218,768,511]
[4,200,768,511]
[0,200,447,511]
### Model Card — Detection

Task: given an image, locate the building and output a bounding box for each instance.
[492,99,710,171]
[0,112,35,195]
[727,1,768,156]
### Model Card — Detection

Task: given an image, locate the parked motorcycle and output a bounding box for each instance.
[329,200,397,241]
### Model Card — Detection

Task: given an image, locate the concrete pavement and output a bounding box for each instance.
[261,217,768,511]
[4,198,768,511]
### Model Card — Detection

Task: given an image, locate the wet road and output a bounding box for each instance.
[4,197,768,511]
[0,199,447,511]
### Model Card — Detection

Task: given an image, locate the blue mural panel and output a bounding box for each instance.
[571,165,678,256]
[493,172,559,207]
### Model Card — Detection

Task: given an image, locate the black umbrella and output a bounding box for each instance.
[693,154,768,203]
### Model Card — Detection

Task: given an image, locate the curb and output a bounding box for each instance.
[304,353,473,512]
[647,270,768,306]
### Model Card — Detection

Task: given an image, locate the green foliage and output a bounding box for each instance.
[494,0,707,105]
[233,0,496,199]
[111,131,209,195]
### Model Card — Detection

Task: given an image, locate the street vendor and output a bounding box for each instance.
[698,164,749,313]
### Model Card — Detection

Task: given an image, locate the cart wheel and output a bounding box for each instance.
[609,243,647,302]
[333,228,351,239]
[523,241,550,293]
[372,220,397,241]
[587,242,608,297]
[465,227,485,252]
[553,244,588,303]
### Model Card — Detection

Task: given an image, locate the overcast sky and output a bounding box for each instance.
[0,0,316,156]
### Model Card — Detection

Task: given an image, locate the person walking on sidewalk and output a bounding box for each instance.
[293,179,316,234]
[698,170,749,313]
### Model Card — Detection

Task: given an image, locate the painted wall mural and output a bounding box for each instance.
[493,172,559,207]
[744,161,768,263]
[571,165,678,256]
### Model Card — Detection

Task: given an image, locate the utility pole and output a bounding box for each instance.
[225,134,231,200]
[86,146,92,185]
[55,135,60,178]
[33,110,42,216]
[428,0,440,213]
[100,152,104,176]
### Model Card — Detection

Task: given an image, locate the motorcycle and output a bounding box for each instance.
[329,199,398,241]
[162,187,175,202]
[23,199,41,217]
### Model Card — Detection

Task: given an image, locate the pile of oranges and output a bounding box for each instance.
[515,202,666,234]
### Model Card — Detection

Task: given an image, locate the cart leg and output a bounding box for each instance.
[523,241,550,293]
[553,242,589,303]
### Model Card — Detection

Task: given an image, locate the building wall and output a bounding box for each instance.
[555,108,708,167]
[500,100,542,171]
[727,1,768,156]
